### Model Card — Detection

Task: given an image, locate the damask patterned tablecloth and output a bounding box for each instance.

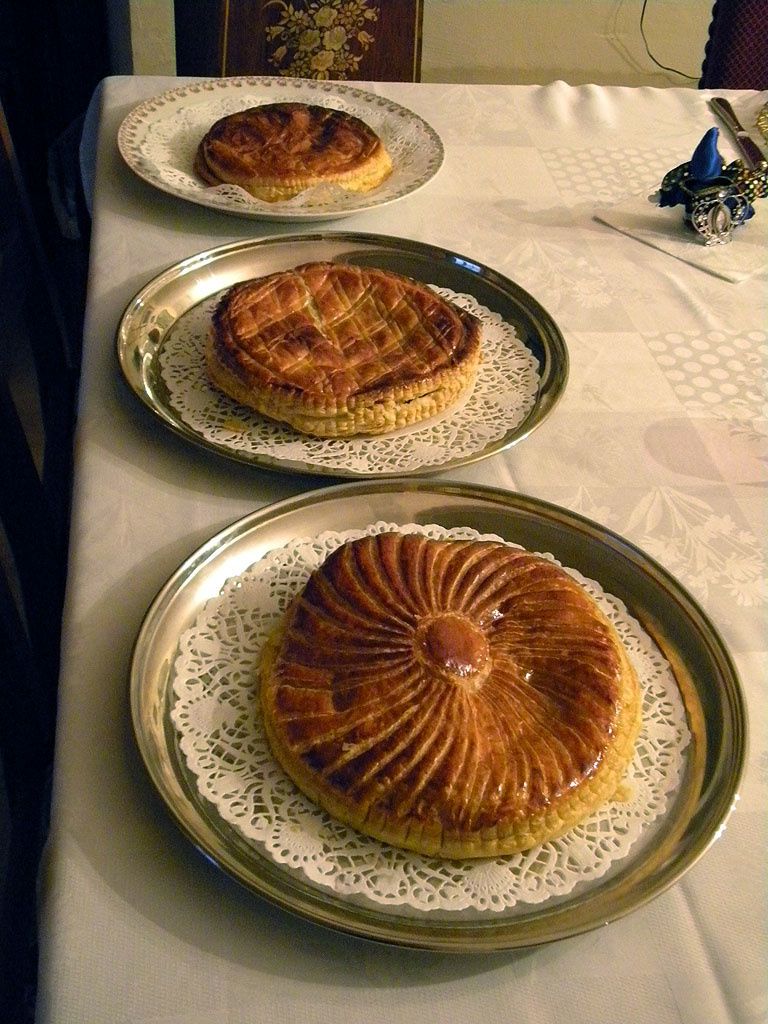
[37,77,766,1023]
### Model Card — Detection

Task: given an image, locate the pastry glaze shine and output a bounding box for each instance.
[194,102,392,201]
[207,262,481,437]
[260,533,642,859]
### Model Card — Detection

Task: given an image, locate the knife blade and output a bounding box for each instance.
[709,97,766,170]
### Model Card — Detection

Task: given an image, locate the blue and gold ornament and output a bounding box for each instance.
[653,127,768,244]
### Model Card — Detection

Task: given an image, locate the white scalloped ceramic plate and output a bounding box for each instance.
[117,77,443,221]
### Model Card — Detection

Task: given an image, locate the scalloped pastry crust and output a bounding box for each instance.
[260,532,643,859]
[194,102,392,201]
[206,262,482,437]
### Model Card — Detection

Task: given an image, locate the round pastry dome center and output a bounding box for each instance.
[416,613,489,684]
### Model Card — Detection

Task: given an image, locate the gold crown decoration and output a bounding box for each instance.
[652,126,767,245]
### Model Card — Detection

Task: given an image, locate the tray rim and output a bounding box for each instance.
[116,231,569,479]
[129,479,747,952]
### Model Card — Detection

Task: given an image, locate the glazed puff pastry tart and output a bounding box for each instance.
[194,102,392,201]
[206,262,482,437]
[260,532,643,859]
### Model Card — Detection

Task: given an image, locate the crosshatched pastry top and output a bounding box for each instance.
[194,102,393,201]
[206,261,482,437]
[260,532,643,859]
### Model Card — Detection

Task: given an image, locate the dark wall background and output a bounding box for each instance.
[0,0,114,370]
[0,7,113,1022]
[0,0,112,245]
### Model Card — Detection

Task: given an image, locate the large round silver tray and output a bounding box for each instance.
[130,481,746,952]
[117,77,443,222]
[117,232,568,479]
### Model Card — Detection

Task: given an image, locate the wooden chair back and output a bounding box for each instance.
[175,0,424,81]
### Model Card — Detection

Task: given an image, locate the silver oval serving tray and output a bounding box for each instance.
[130,481,746,952]
[117,232,568,479]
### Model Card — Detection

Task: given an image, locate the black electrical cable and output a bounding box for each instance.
[640,0,700,80]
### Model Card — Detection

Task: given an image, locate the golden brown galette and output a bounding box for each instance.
[206,262,482,437]
[194,102,392,201]
[260,532,642,859]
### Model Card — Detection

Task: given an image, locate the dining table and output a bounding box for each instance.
[35,75,766,1024]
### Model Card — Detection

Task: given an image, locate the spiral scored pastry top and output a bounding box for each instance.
[194,102,393,201]
[260,533,643,859]
[206,262,482,437]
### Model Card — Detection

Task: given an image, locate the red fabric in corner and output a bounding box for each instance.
[700,0,768,89]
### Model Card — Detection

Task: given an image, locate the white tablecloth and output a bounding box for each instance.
[37,77,766,1024]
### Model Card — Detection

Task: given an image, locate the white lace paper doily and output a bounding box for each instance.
[117,78,443,219]
[157,287,540,475]
[170,522,691,915]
